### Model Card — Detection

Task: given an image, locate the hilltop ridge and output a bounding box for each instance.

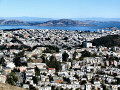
[35,19,93,26]
[0,19,93,26]
[0,19,28,25]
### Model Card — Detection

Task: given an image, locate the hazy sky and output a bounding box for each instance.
[0,0,120,18]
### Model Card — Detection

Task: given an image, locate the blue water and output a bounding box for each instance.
[0,22,120,31]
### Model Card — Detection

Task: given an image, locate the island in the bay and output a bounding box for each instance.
[0,19,94,26]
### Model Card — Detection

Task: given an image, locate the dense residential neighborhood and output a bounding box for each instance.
[0,28,120,90]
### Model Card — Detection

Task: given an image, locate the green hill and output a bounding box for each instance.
[92,35,120,47]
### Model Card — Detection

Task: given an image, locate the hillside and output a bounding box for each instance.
[33,19,93,26]
[0,19,28,25]
[0,19,94,26]
[92,35,120,47]
[0,83,26,90]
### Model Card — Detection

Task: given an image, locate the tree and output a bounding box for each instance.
[62,51,69,62]
[73,51,78,60]
[13,51,27,66]
[7,78,15,85]
[32,76,38,85]
[63,77,71,84]
[27,58,33,63]
[48,75,53,82]
[118,87,120,90]
[80,80,86,85]
[50,55,56,61]
[0,57,5,67]
[43,45,59,53]
[101,83,107,90]
[40,55,46,63]
[10,72,18,82]
[29,85,36,90]
[74,74,79,80]
[46,55,62,72]
[81,50,91,57]
[91,53,97,57]
[92,35,120,47]
[13,56,21,66]
[35,66,40,76]
[16,50,25,57]
[12,68,20,72]
[7,72,18,86]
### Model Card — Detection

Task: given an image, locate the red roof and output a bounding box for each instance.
[49,68,55,70]
[55,80,63,83]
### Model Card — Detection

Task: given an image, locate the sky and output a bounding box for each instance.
[0,0,120,18]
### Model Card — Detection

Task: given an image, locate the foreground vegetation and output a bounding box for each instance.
[92,35,120,47]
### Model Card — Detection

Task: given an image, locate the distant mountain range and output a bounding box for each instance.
[33,19,93,26]
[0,19,94,26]
[0,17,120,22]
[0,17,53,22]
[0,18,120,26]
[73,18,120,21]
